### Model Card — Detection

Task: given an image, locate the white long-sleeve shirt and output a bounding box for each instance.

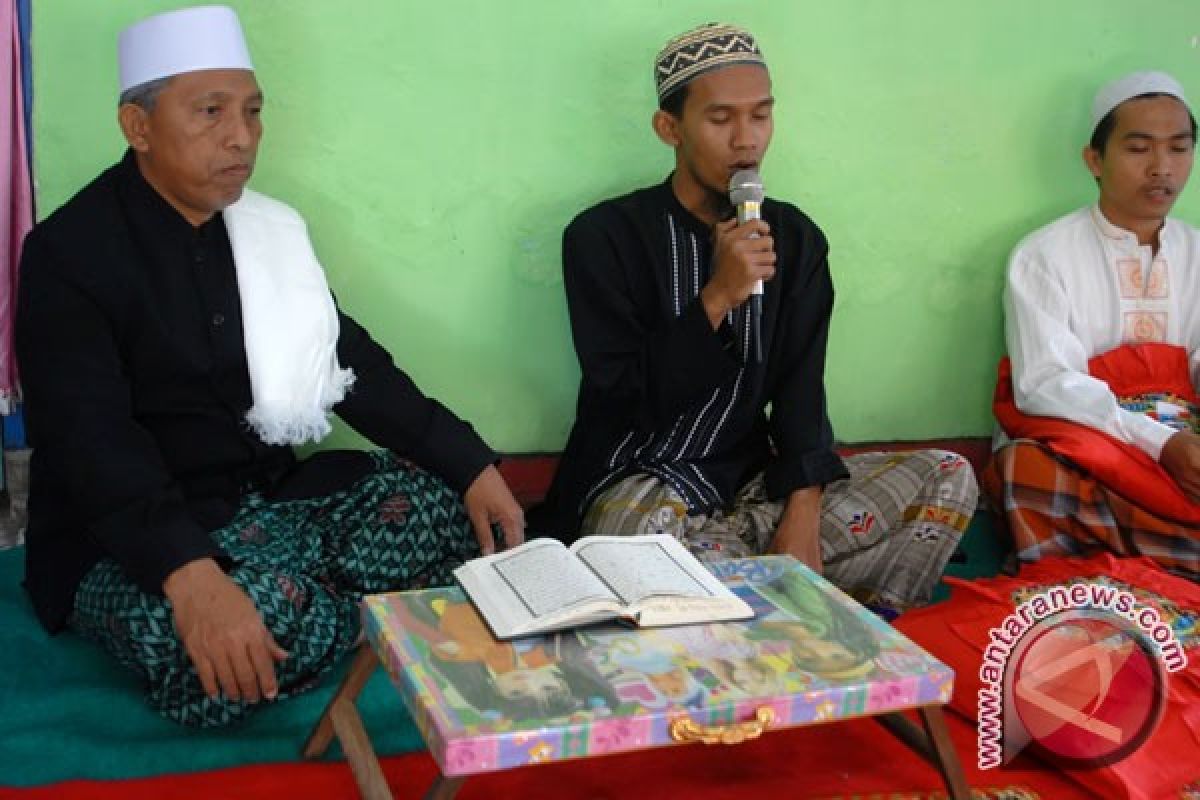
[1004,206,1200,460]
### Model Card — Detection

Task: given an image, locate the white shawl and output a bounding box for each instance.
[222,189,355,446]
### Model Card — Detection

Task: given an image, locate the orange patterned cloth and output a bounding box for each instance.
[985,440,1200,579]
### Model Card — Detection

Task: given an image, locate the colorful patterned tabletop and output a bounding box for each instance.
[362,555,954,776]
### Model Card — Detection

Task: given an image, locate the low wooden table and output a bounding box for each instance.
[303,556,969,799]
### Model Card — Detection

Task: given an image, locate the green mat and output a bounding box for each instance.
[0,545,424,789]
[0,512,1004,788]
[935,509,1006,600]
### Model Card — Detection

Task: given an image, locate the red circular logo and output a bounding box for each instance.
[1008,611,1165,766]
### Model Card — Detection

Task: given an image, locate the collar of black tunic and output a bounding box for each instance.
[115,148,225,240]
[656,173,729,238]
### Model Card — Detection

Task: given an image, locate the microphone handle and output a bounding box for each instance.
[750,294,763,363]
[736,201,765,297]
[736,200,765,362]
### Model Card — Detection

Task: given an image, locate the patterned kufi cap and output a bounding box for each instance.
[654,23,766,102]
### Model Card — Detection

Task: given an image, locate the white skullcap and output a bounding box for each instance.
[118,5,253,93]
[1091,70,1190,130]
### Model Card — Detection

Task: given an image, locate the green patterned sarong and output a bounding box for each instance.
[70,450,479,727]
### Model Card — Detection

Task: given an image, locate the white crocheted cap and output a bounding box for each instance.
[1092,71,1189,130]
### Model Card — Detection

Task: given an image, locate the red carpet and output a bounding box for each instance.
[1,710,1090,799]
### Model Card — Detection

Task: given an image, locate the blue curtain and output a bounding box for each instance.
[16,0,30,186]
[2,0,32,451]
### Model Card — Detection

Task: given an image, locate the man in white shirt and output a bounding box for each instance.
[986,71,1200,578]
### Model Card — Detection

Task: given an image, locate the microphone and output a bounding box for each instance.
[729,169,765,363]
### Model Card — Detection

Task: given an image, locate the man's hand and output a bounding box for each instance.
[1160,430,1200,503]
[463,465,526,554]
[163,558,288,703]
[700,218,776,329]
[767,487,823,574]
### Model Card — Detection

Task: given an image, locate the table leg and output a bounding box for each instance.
[423,775,466,800]
[875,706,970,800]
[330,692,393,800]
[302,644,381,759]
[300,644,393,799]
[917,705,971,800]
[301,642,469,800]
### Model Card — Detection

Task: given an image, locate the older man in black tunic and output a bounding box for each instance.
[16,5,523,727]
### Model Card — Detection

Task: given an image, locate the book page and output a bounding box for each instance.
[489,539,616,617]
[454,538,621,638]
[572,534,723,605]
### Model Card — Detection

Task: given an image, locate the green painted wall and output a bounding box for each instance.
[32,1,1200,451]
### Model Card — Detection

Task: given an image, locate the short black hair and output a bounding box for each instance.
[658,84,689,118]
[1090,92,1198,154]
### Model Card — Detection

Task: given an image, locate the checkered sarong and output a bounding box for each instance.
[70,450,479,727]
[582,450,978,610]
[984,440,1200,580]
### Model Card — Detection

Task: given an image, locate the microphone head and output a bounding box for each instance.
[729,169,764,206]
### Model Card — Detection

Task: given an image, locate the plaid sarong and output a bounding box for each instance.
[70,450,479,727]
[983,440,1200,580]
[582,449,978,610]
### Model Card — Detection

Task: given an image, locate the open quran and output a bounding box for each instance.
[453,534,754,640]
